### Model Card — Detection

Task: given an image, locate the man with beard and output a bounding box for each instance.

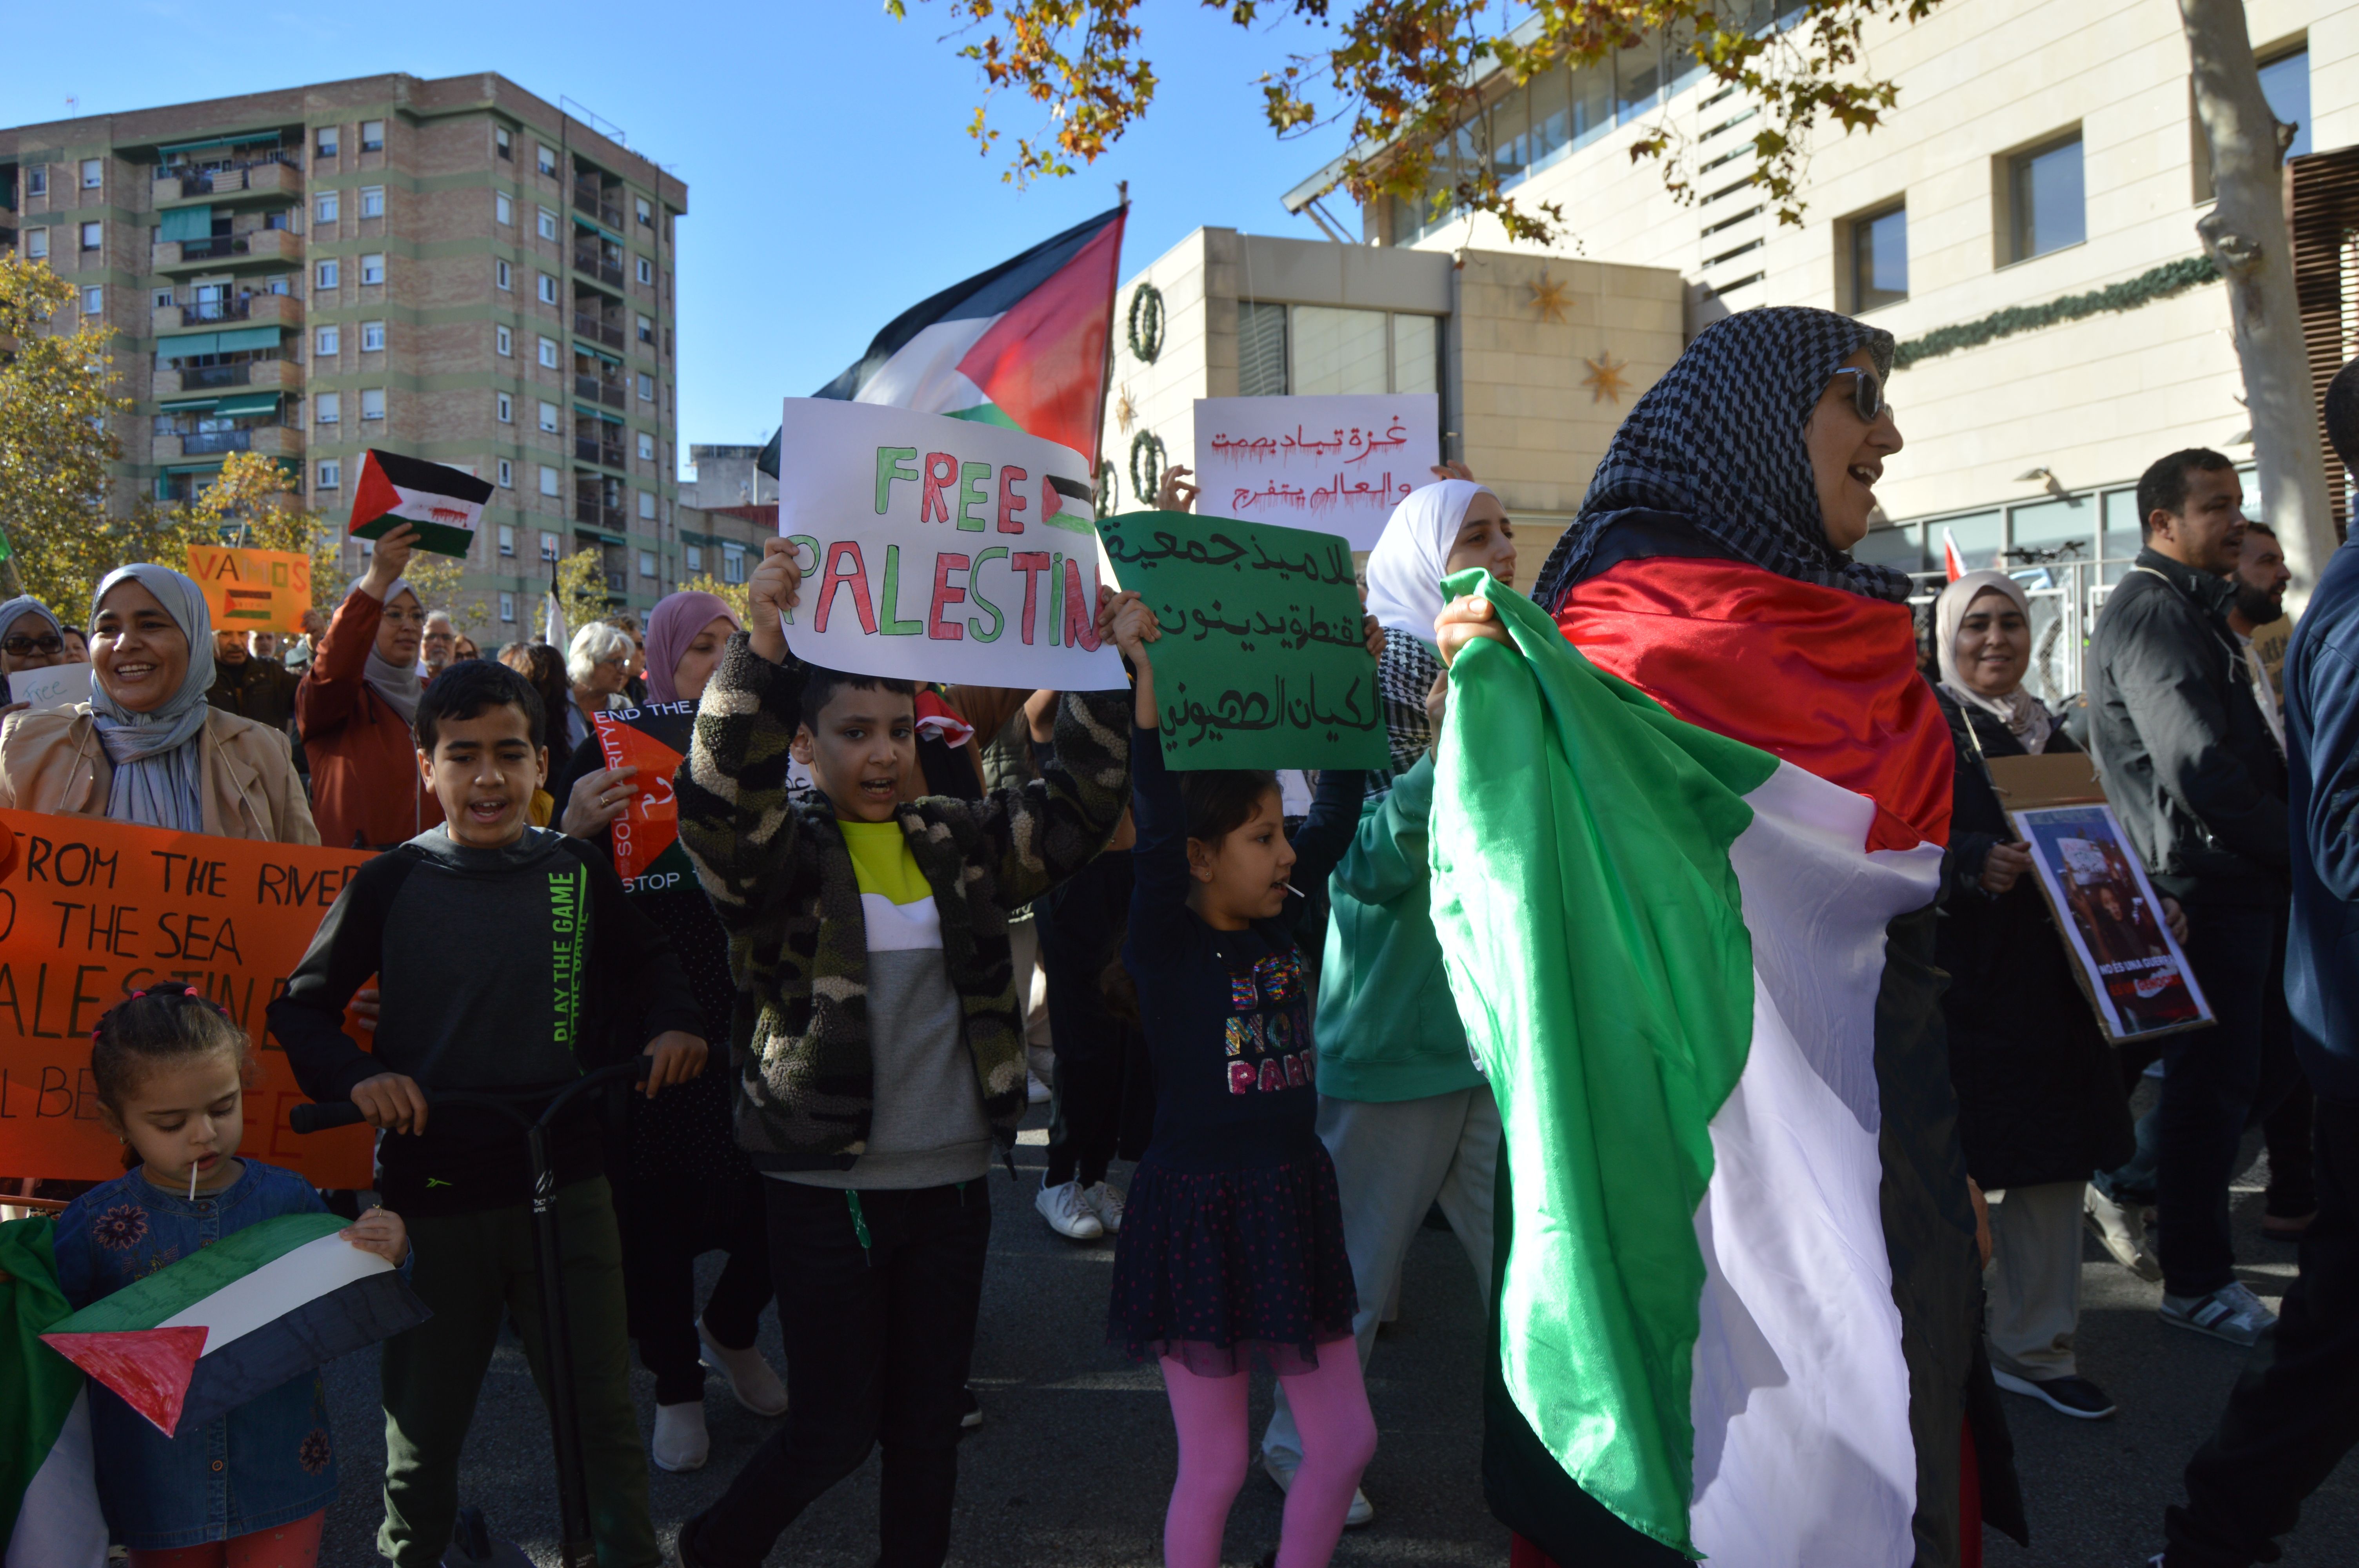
[206,625,301,734]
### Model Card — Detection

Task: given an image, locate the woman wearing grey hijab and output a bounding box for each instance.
[0,594,71,722]
[0,564,316,842]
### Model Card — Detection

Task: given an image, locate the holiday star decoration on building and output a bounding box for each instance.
[1116,382,1137,435]
[1582,352,1630,405]
[1526,271,1571,324]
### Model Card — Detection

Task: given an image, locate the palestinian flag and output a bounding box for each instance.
[349,449,494,558]
[39,1213,428,1439]
[2,1218,105,1568]
[761,205,1127,478]
[1429,559,1987,1566]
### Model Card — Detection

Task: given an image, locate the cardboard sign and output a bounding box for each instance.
[1193,394,1439,551]
[0,811,376,1185]
[9,663,91,713]
[1100,509,1386,771]
[185,545,314,634]
[592,704,695,895]
[1985,753,2213,1043]
[771,398,1128,690]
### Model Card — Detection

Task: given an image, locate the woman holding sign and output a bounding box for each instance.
[0,564,316,843]
[559,590,785,1474]
[296,523,440,850]
[0,593,72,722]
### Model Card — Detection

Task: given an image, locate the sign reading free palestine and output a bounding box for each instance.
[773,399,1128,689]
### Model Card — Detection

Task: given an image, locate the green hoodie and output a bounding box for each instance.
[1314,754,1485,1102]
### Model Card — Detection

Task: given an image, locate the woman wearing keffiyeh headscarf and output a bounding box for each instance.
[0,564,315,842]
[295,523,443,849]
[1430,308,2023,1568]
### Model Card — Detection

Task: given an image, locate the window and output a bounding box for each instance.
[316,459,341,489]
[80,158,103,189]
[360,120,385,153]
[315,392,341,424]
[538,401,559,433]
[540,467,560,497]
[500,591,517,623]
[495,325,513,356]
[316,259,339,289]
[495,259,512,290]
[537,145,557,176]
[495,192,513,225]
[361,321,385,351]
[359,187,385,218]
[538,337,560,368]
[685,542,704,572]
[638,492,656,521]
[636,313,653,344]
[2259,46,2312,161]
[537,209,558,241]
[360,388,386,421]
[154,288,174,309]
[1848,203,1908,312]
[540,530,560,559]
[24,229,46,259]
[537,274,558,304]
[497,461,514,490]
[637,372,654,402]
[636,196,652,227]
[496,392,514,424]
[722,544,748,584]
[639,550,658,577]
[498,524,517,555]
[495,127,513,161]
[24,167,45,198]
[638,431,655,461]
[316,126,339,158]
[316,325,340,355]
[359,254,385,285]
[2007,132,2085,262]
[316,191,338,223]
[635,256,654,285]
[80,285,102,316]
[79,221,102,251]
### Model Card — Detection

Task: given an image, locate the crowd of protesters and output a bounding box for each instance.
[5,327,2358,1568]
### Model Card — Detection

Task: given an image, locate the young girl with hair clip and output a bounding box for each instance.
[1105,594,1382,1568]
[52,983,407,1568]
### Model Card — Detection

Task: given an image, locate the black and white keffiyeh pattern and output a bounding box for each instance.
[1529,306,1910,610]
[1368,633,1444,798]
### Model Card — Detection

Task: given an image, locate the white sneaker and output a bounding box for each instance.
[1261,1452,1374,1527]
[651,1399,709,1472]
[1027,1071,1051,1105]
[2083,1183,2163,1282]
[1081,1181,1126,1235]
[2159,1281,2277,1346]
[697,1318,787,1417]
[1035,1178,1104,1240]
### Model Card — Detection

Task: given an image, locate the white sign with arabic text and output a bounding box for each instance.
[1192,394,1440,551]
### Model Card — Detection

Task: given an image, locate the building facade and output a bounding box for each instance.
[0,73,689,643]
[675,442,781,593]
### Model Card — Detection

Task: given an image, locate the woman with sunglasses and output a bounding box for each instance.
[1432,308,2023,1568]
[0,595,72,723]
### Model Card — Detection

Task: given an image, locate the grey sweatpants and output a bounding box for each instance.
[1984,1180,2085,1382]
[1261,1086,1500,1471]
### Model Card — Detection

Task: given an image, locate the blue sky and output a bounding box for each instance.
[7,0,1355,467]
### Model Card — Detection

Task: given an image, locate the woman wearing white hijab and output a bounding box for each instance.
[1256,474,1515,1521]
[0,564,316,842]
[295,523,440,849]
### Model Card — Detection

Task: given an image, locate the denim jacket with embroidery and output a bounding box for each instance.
[54,1160,341,1549]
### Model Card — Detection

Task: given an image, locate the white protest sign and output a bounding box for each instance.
[1193,394,1440,551]
[9,662,91,712]
[773,398,1129,689]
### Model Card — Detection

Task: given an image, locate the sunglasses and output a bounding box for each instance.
[2,635,65,657]
[1828,367,1892,423]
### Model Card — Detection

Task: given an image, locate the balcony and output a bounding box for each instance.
[151,292,302,338]
[571,247,624,289]
[574,373,625,409]
[156,158,302,205]
[573,311,625,350]
[156,359,302,397]
[574,435,625,468]
[573,181,623,230]
[154,424,302,461]
[153,227,302,272]
[574,496,625,528]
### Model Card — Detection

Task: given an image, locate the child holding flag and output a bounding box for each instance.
[53,982,409,1568]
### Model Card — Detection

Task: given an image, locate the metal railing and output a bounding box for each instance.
[174,236,249,261]
[573,184,623,229]
[574,436,625,468]
[180,428,256,455]
[158,151,298,185]
[571,249,623,287]
[574,374,626,409]
[573,312,624,349]
[180,297,251,325]
[180,362,252,389]
[574,497,625,528]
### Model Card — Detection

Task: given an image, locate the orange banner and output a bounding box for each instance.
[185,545,314,635]
[0,811,375,1187]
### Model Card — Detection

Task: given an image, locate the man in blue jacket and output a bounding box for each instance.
[2158,360,2359,1566]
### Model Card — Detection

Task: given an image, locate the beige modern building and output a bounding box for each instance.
[0,72,689,641]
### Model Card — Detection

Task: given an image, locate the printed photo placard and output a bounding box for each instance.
[2009,801,2214,1043]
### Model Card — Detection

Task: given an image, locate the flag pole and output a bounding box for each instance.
[1094,181,1129,510]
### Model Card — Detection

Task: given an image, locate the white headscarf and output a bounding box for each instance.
[87,565,218,831]
[351,576,423,726]
[1935,570,2053,755]
[1363,480,1496,646]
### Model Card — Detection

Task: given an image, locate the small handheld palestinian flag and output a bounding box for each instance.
[349,449,493,558]
[39,1213,428,1438]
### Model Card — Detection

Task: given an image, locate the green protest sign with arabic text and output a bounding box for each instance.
[1101,510,1387,771]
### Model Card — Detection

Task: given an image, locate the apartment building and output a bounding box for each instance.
[0,72,689,641]
[675,441,781,591]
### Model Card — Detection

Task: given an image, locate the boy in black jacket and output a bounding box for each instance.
[269,659,706,1568]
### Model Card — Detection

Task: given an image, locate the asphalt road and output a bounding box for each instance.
[313,1105,2357,1567]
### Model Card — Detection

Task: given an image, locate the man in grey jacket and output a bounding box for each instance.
[2087,447,2294,1347]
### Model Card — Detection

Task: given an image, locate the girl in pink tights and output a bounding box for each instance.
[1104,613,1380,1568]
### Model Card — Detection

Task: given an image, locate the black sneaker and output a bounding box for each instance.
[1993,1369,2116,1420]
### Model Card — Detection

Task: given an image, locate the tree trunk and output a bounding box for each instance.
[2180,0,2334,613]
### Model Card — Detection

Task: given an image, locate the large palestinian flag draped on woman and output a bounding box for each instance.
[1428,559,1982,1566]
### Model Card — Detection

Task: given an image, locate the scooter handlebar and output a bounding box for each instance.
[287,1057,654,1136]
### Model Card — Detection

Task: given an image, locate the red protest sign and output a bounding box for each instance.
[592,703,696,895]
